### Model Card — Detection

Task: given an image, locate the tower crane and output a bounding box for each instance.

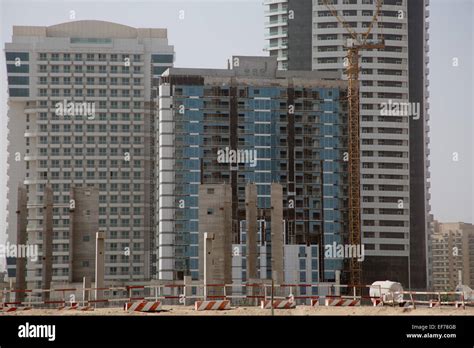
[322,0,385,287]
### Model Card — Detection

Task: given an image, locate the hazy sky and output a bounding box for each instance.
[0,0,472,269]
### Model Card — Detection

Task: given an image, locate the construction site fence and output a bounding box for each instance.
[0,284,470,309]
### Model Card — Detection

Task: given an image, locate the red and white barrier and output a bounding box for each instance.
[58,302,79,310]
[195,300,231,311]
[75,306,94,311]
[325,298,360,307]
[372,299,384,307]
[260,300,296,309]
[2,306,32,312]
[2,283,470,312]
[58,304,94,311]
[125,301,162,312]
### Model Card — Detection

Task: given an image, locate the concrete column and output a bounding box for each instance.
[222,186,233,289]
[95,232,105,304]
[271,183,284,284]
[245,183,258,280]
[203,232,214,300]
[41,185,53,301]
[199,184,232,297]
[15,185,28,302]
[335,270,341,296]
[183,276,193,306]
[69,187,99,283]
[82,276,91,306]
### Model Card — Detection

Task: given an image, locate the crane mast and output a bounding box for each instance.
[323,0,385,287]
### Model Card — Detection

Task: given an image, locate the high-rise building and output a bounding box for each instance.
[4,20,174,288]
[265,0,431,288]
[157,56,349,283]
[430,222,474,291]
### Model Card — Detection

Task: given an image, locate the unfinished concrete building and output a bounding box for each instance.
[158,56,348,285]
[198,184,233,289]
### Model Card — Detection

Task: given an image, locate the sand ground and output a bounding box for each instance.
[1,305,473,316]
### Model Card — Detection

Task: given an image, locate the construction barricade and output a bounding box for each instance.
[195,300,231,311]
[325,296,361,307]
[260,299,296,309]
[372,298,384,307]
[125,300,162,313]
[1,282,472,312]
[2,305,32,312]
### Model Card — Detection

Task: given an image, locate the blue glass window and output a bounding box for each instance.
[8,76,29,85]
[7,64,29,73]
[5,52,29,61]
[153,66,170,75]
[152,54,174,63]
[9,88,29,97]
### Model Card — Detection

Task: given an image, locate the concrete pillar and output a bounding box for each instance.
[69,187,99,283]
[95,232,105,304]
[335,270,341,296]
[82,276,91,306]
[15,185,28,302]
[203,233,214,300]
[41,185,53,302]
[199,184,232,297]
[245,183,258,280]
[183,276,193,306]
[271,183,284,284]
[222,187,233,290]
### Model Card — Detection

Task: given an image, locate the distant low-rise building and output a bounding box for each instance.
[431,221,474,291]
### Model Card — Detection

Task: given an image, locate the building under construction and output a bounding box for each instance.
[158,56,350,286]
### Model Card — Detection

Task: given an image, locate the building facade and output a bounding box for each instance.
[264,0,431,289]
[158,56,349,283]
[5,20,174,288]
[431,222,474,291]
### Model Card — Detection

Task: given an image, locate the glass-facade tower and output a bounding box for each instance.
[158,57,348,282]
